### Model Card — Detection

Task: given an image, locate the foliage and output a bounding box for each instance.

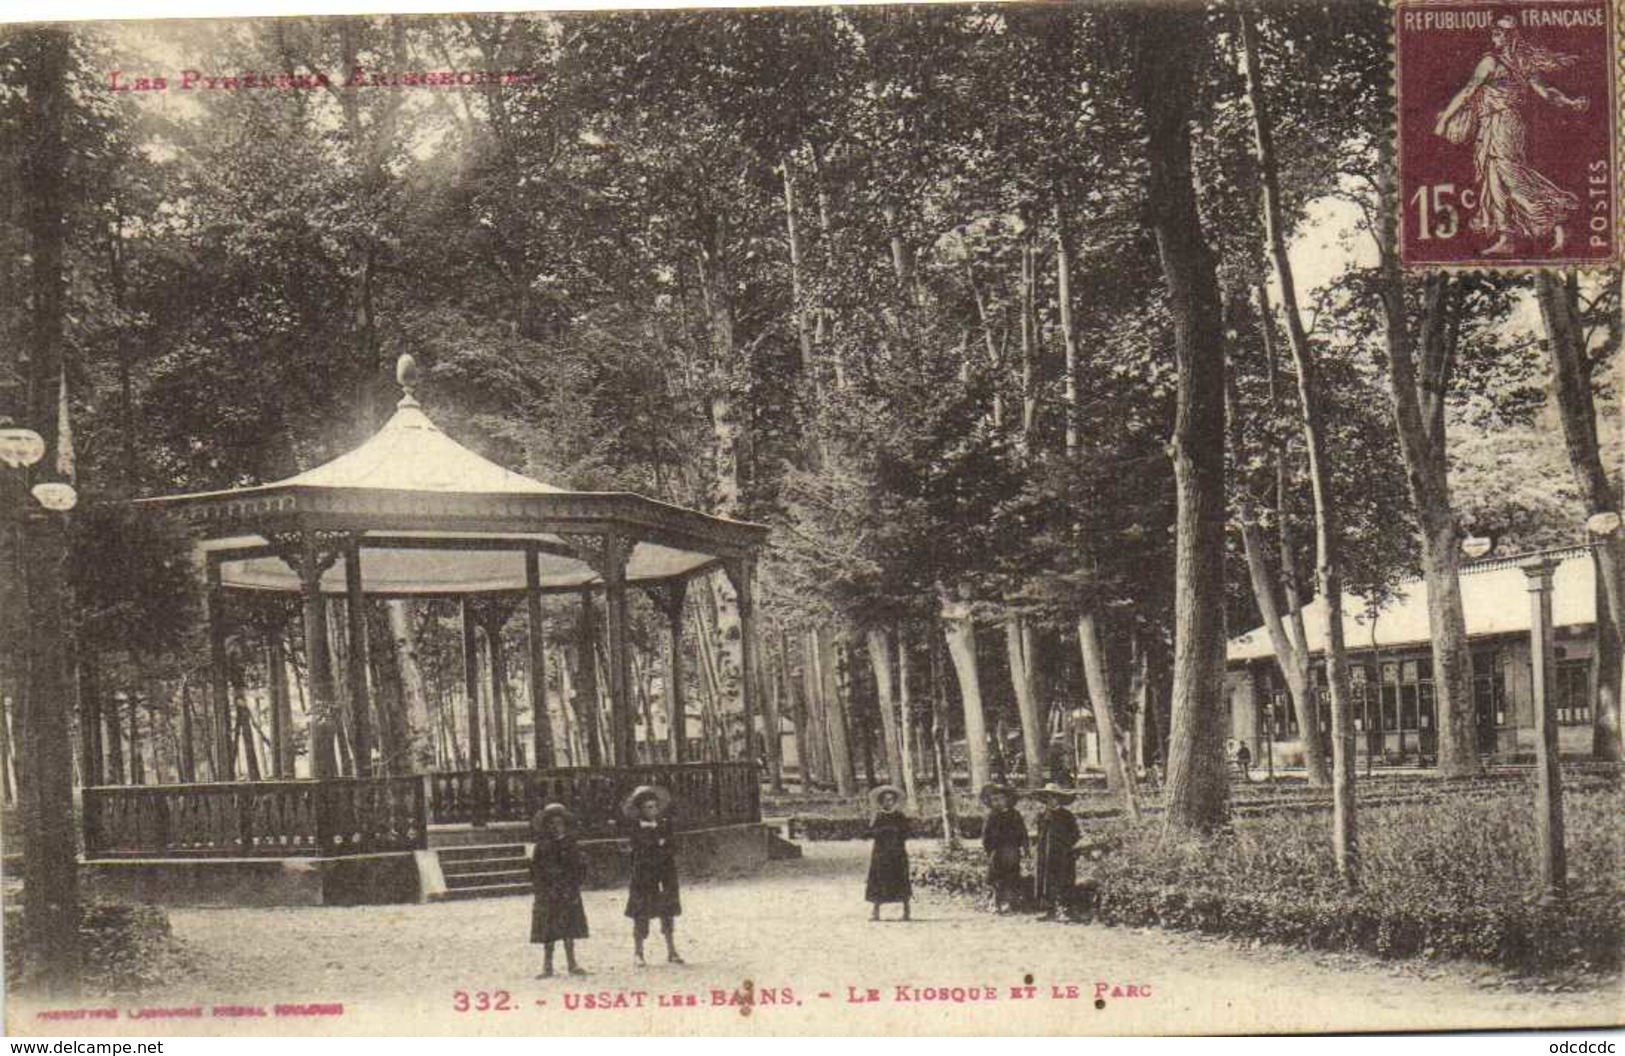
[4,900,190,994]
[913,783,1624,972]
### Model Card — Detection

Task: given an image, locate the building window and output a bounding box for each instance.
[1473,651,1506,727]
[1554,660,1592,725]
[1258,667,1300,738]
[1381,662,1399,730]
[1351,664,1374,732]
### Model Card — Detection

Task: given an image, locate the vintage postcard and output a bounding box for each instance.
[1,0,1622,1040]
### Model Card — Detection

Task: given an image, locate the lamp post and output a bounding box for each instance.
[1521,557,1567,905]
[1,414,80,992]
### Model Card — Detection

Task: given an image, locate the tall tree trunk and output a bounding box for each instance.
[386,600,436,773]
[1535,272,1624,761]
[128,692,144,785]
[929,627,959,847]
[1055,203,1082,456]
[1237,287,1331,785]
[178,679,197,783]
[1130,11,1231,832]
[1240,9,1358,880]
[15,26,80,988]
[895,623,920,812]
[817,627,857,795]
[865,628,905,786]
[940,597,991,792]
[800,630,830,788]
[760,630,784,792]
[1004,615,1045,787]
[1376,265,1478,773]
[77,654,102,787]
[1077,615,1140,819]
[236,687,262,783]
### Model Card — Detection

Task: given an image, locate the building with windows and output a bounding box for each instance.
[1225,546,1605,768]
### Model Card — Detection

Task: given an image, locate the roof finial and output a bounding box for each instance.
[396,353,421,408]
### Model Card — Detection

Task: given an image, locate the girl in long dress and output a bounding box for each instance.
[623,785,683,966]
[1031,784,1080,921]
[980,783,1028,914]
[530,804,589,978]
[864,785,912,921]
[1434,17,1590,255]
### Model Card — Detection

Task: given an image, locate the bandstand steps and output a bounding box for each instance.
[437,881,534,901]
[429,843,534,901]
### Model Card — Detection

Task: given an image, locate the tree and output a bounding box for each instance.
[1534,271,1623,761]
[1127,8,1232,833]
[8,25,83,992]
[1239,7,1357,882]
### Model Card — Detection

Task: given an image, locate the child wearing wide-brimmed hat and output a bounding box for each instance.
[979,783,1028,914]
[1030,783,1081,920]
[622,784,683,966]
[530,803,589,978]
[864,784,912,921]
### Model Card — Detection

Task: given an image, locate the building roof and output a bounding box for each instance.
[137,363,767,596]
[177,397,567,499]
[1226,547,1598,664]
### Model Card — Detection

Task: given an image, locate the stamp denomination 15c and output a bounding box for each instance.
[1396,0,1619,268]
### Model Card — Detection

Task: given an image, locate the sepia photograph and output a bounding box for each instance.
[0,0,1620,1038]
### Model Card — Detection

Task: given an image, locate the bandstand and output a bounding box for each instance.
[79,357,774,905]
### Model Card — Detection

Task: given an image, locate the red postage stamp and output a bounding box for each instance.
[1395,0,1619,268]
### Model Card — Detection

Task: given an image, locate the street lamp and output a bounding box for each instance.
[0,420,45,469]
[0,416,77,512]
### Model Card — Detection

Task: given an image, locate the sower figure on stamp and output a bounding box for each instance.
[530,803,589,978]
[865,785,913,921]
[1031,784,1081,921]
[979,783,1028,914]
[623,785,683,966]
[1434,15,1589,255]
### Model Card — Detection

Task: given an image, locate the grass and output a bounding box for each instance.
[913,777,1623,973]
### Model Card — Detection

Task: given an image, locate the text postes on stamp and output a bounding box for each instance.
[1396,0,1619,268]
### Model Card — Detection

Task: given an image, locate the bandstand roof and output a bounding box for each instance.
[139,369,767,597]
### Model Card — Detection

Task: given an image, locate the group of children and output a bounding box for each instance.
[529,777,1088,975]
[863,780,1082,921]
[528,784,682,978]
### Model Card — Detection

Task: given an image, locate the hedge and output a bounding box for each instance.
[5,900,188,993]
[911,783,1623,973]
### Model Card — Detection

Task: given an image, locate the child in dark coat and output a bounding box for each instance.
[865,785,912,921]
[530,803,589,977]
[624,785,683,966]
[979,783,1028,914]
[1032,784,1081,920]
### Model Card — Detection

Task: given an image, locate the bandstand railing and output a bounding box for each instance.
[81,762,760,859]
[429,761,761,836]
[82,776,428,859]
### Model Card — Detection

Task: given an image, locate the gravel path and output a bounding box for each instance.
[9,843,1620,1035]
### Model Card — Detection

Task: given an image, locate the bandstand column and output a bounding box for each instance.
[526,546,556,769]
[205,557,234,781]
[461,597,483,771]
[602,533,635,766]
[726,556,761,767]
[294,530,341,780]
[343,537,373,777]
[577,586,604,766]
[663,578,689,760]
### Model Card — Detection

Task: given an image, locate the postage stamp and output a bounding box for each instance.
[1395,0,1620,268]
